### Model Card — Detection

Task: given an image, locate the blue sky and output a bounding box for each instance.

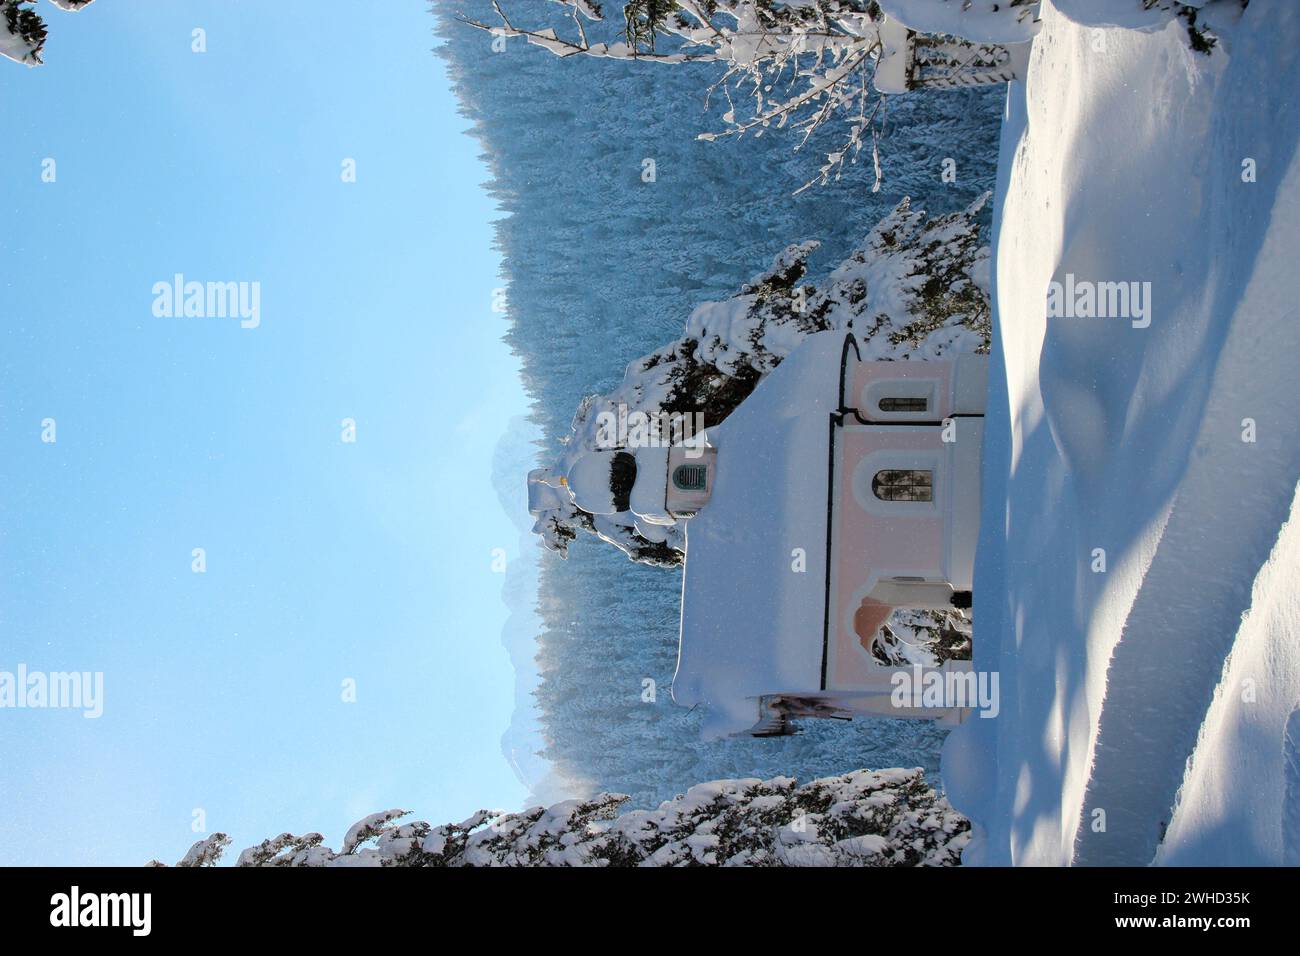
[0,0,533,865]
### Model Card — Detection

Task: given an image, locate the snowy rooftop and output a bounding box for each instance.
[672,331,848,737]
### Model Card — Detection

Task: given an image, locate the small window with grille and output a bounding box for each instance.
[872,469,933,502]
[672,463,708,491]
[878,396,928,413]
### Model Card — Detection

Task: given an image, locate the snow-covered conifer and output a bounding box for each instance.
[156,768,968,867]
[533,193,991,572]
[1,0,94,66]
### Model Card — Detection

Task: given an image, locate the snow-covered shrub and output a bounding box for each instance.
[871,607,972,667]
[153,768,969,867]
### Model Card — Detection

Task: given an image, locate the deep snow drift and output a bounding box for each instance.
[942,0,1300,866]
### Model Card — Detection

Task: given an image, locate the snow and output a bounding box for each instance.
[448,0,1298,842]
[187,766,967,867]
[529,194,991,568]
[879,0,1042,45]
[873,15,913,96]
[0,24,40,67]
[1,0,97,67]
[565,450,619,514]
[672,331,846,737]
[1157,483,1300,865]
[341,809,408,855]
[1052,0,1205,33]
[941,0,1300,866]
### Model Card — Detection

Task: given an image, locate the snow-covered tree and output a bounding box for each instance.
[869,605,972,667]
[1,0,94,66]
[153,768,969,867]
[533,192,991,567]
[146,832,230,868]
[439,2,993,804]
[461,0,1039,191]
[529,193,989,664]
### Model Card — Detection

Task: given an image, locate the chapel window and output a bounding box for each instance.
[871,469,933,502]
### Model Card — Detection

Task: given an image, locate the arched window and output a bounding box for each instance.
[872,469,933,502]
[672,463,708,491]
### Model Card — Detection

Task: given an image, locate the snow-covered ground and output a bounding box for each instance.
[1158,483,1300,866]
[943,0,1300,866]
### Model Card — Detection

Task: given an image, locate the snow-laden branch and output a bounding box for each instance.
[1,0,95,66]
[459,1,1041,191]
[154,768,970,867]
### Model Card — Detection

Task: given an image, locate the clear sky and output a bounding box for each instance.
[0,0,532,865]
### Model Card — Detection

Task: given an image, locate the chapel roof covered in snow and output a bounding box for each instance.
[671,332,846,737]
[672,330,988,737]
